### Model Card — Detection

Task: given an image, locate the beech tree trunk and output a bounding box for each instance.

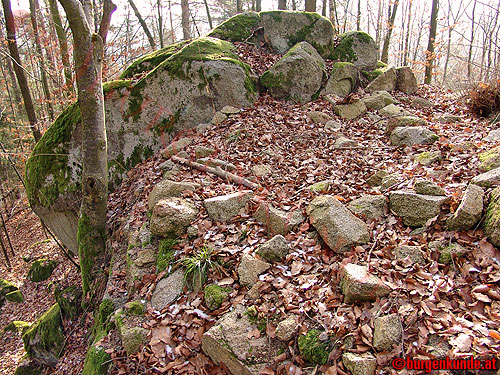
[236,0,242,13]
[278,0,287,10]
[181,0,191,40]
[57,0,115,306]
[424,0,439,84]
[256,0,261,12]
[203,0,212,29]
[2,0,42,142]
[305,0,316,12]
[128,0,156,50]
[381,0,399,64]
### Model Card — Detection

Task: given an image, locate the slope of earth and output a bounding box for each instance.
[100,81,500,374]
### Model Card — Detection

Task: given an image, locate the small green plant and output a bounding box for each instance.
[298,329,330,365]
[179,245,221,288]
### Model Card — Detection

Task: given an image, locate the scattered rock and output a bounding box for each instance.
[380,173,403,190]
[309,180,331,192]
[246,280,265,300]
[362,90,394,110]
[27,258,57,282]
[307,111,333,124]
[134,248,156,267]
[324,119,342,130]
[365,170,389,187]
[373,314,402,352]
[390,126,439,146]
[342,352,377,375]
[484,187,500,247]
[479,146,500,171]
[238,254,270,287]
[385,115,426,135]
[348,195,387,219]
[334,136,358,148]
[485,129,500,142]
[411,97,434,108]
[332,31,378,70]
[195,146,215,159]
[161,137,193,159]
[221,105,240,115]
[446,184,484,231]
[414,180,446,196]
[321,62,359,97]
[124,301,145,316]
[307,195,370,253]
[148,180,200,209]
[275,315,296,342]
[395,66,418,94]
[150,198,198,237]
[334,100,367,120]
[121,326,148,355]
[196,123,212,133]
[54,285,82,319]
[436,113,461,123]
[427,334,451,360]
[366,67,397,92]
[434,242,468,265]
[150,269,185,311]
[389,191,449,227]
[254,203,304,235]
[204,284,230,310]
[204,191,253,222]
[394,245,425,265]
[340,263,391,303]
[471,167,500,188]
[257,235,290,262]
[197,157,236,171]
[251,164,272,177]
[415,151,441,166]
[211,111,228,124]
[378,104,411,117]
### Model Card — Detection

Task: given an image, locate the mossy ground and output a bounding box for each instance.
[298,329,330,365]
[124,301,145,316]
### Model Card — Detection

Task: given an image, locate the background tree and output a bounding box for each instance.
[424,0,439,84]
[305,0,316,12]
[381,0,399,63]
[278,0,287,10]
[181,0,191,40]
[128,0,155,50]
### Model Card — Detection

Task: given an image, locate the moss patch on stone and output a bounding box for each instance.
[124,300,145,316]
[102,80,132,93]
[479,146,500,171]
[484,187,500,242]
[298,329,330,365]
[54,285,82,319]
[362,68,384,82]
[0,278,18,296]
[82,345,111,375]
[204,284,230,310]
[27,258,57,282]
[332,31,373,62]
[4,320,31,334]
[156,238,177,273]
[5,290,24,303]
[208,12,261,42]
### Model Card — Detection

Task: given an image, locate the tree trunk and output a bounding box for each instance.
[292,0,296,10]
[181,0,191,40]
[57,0,115,307]
[128,0,155,50]
[305,0,316,12]
[2,0,41,142]
[381,0,399,64]
[278,0,287,10]
[424,0,439,84]
[356,0,361,30]
[157,0,163,48]
[467,0,476,79]
[236,0,242,13]
[203,0,212,29]
[403,0,412,66]
[256,0,261,12]
[168,0,176,43]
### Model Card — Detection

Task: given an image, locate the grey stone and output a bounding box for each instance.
[395,66,418,94]
[411,97,434,108]
[446,185,484,231]
[380,173,403,191]
[385,116,426,135]
[435,242,468,265]
[389,191,449,227]
[196,123,212,133]
[379,104,411,117]
[394,245,425,264]
[321,62,358,97]
[204,191,253,222]
[159,160,177,171]
[238,254,270,287]
[151,269,185,311]
[261,41,326,103]
[254,203,304,235]
[373,314,402,351]
[195,146,215,158]
[365,170,390,187]
[334,136,358,148]
[307,195,370,253]
[334,100,367,120]
[471,167,500,188]
[197,157,236,171]
[348,195,387,219]
[121,326,148,355]
[484,187,500,247]
[150,198,198,237]
[414,180,446,196]
[436,114,461,123]
[362,90,394,110]
[479,146,500,171]
[212,111,227,124]
[333,31,378,70]
[309,180,331,192]
[324,120,342,130]
[342,352,377,375]
[485,129,500,142]
[251,164,272,177]
[161,137,193,159]
[257,235,290,263]
[134,248,156,267]
[415,151,441,166]
[275,315,297,342]
[307,111,333,124]
[340,263,391,303]
[366,67,397,92]
[221,105,240,115]
[148,179,200,209]
[390,126,439,146]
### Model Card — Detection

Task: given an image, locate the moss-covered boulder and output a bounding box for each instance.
[366,66,397,92]
[261,41,326,103]
[22,303,64,366]
[331,31,378,70]
[54,285,82,319]
[14,359,42,375]
[484,187,500,247]
[27,258,57,282]
[0,278,18,298]
[321,62,358,97]
[26,37,257,255]
[4,320,31,334]
[5,290,24,302]
[208,12,261,42]
[479,146,500,171]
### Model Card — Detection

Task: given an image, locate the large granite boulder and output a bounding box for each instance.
[204,191,253,222]
[25,37,256,254]
[389,191,448,227]
[261,41,326,103]
[362,91,394,110]
[148,179,200,209]
[366,67,397,92]
[321,62,359,97]
[331,31,378,70]
[471,167,500,188]
[395,66,418,94]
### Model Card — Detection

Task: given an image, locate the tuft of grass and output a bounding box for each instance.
[178,245,221,288]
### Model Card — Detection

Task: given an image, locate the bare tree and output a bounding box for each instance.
[181,0,191,40]
[381,0,399,64]
[256,0,261,12]
[356,0,361,30]
[157,0,163,48]
[467,0,476,79]
[424,0,439,84]
[236,0,242,13]
[204,0,213,29]
[128,0,156,50]
[279,0,287,10]
[305,0,316,12]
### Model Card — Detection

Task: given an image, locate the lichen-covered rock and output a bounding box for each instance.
[261,41,326,103]
[378,103,411,117]
[275,315,296,342]
[202,304,283,375]
[331,31,378,70]
[124,301,145,316]
[340,263,391,303]
[309,180,331,192]
[436,113,461,123]
[22,304,64,366]
[390,126,439,146]
[253,202,304,235]
[334,100,367,120]
[485,129,500,142]
[150,269,185,311]
[334,136,358,148]
[415,151,441,166]
[121,326,148,355]
[14,359,41,375]
[251,164,272,176]
[365,170,389,187]
[384,116,426,135]
[389,191,448,227]
[471,167,500,188]
[307,111,333,124]
[4,320,31,334]
[380,173,403,191]
[204,284,230,310]
[373,314,402,352]
[307,195,370,253]
[414,180,446,196]
[26,37,256,254]
[321,62,358,97]
[479,146,500,171]
[395,66,418,94]
[150,198,198,237]
[54,285,82,320]
[238,254,270,287]
[446,184,484,231]
[204,191,253,222]
[362,90,394,110]
[394,245,425,264]
[195,145,215,158]
[347,195,387,219]
[434,242,467,265]
[342,352,377,375]
[484,187,500,247]
[257,235,290,262]
[27,258,57,282]
[411,97,434,108]
[208,12,262,42]
[366,67,396,92]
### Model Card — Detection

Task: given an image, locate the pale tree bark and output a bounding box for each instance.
[181,0,191,40]
[128,0,155,50]
[278,0,287,10]
[467,0,476,79]
[2,0,42,142]
[381,0,399,64]
[256,0,261,12]
[236,0,242,13]
[203,0,212,29]
[157,0,163,48]
[305,0,316,12]
[356,0,361,30]
[292,0,296,10]
[402,0,412,66]
[424,0,438,84]
[57,0,116,306]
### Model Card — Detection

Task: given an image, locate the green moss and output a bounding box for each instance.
[27,258,57,282]
[120,40,190,79]
[437,243,467,265]
[14,361,41,375]
[0,278,18,296]
[102,80,132,93]
[156,238,178,273]
[92,299,115,341]
[54,285,82,319]
[5,290,24,303]
[25,102,81,208]
[245,306,267,333]
[4,320,31,334]
[362,69,383,82]
[260,70,285,89]
[298,329,330,365]
[124,301,145,316]
[82,345,111,375]
[204,284,230,310]
[479,146,500,171]
[208,12,261,41]
[22,304,64,360]
[484,187,500,236]
[376,60,388,68]
[332,31,374,63]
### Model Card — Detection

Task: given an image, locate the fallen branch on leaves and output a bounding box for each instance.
[171,155,259,189]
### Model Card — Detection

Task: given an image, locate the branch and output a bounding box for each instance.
[99,0,116,44]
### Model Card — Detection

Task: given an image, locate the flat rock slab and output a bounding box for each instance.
[366,67,396,92]
[307,195,370,253]
[256,234,290,263]
[471,167,500,188]
[446,184,484,231]
[334,100,367,120]
[394,245,425,265]
[414,180,446,196]
[347,195,387,219]
[148,180,200,209]
[340,263,391,303]
[202,305,283,375]
[373,314,402,352]
[385,116,425,135]
[204,191,253,222]
[238,254,270,287]
[254,203,304,235]
[389,191,448,227]
[378,104,411,117]
[362,90,394,110]
[342,352,377,375]
[390,126,438,146]
[150,269,185,311]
